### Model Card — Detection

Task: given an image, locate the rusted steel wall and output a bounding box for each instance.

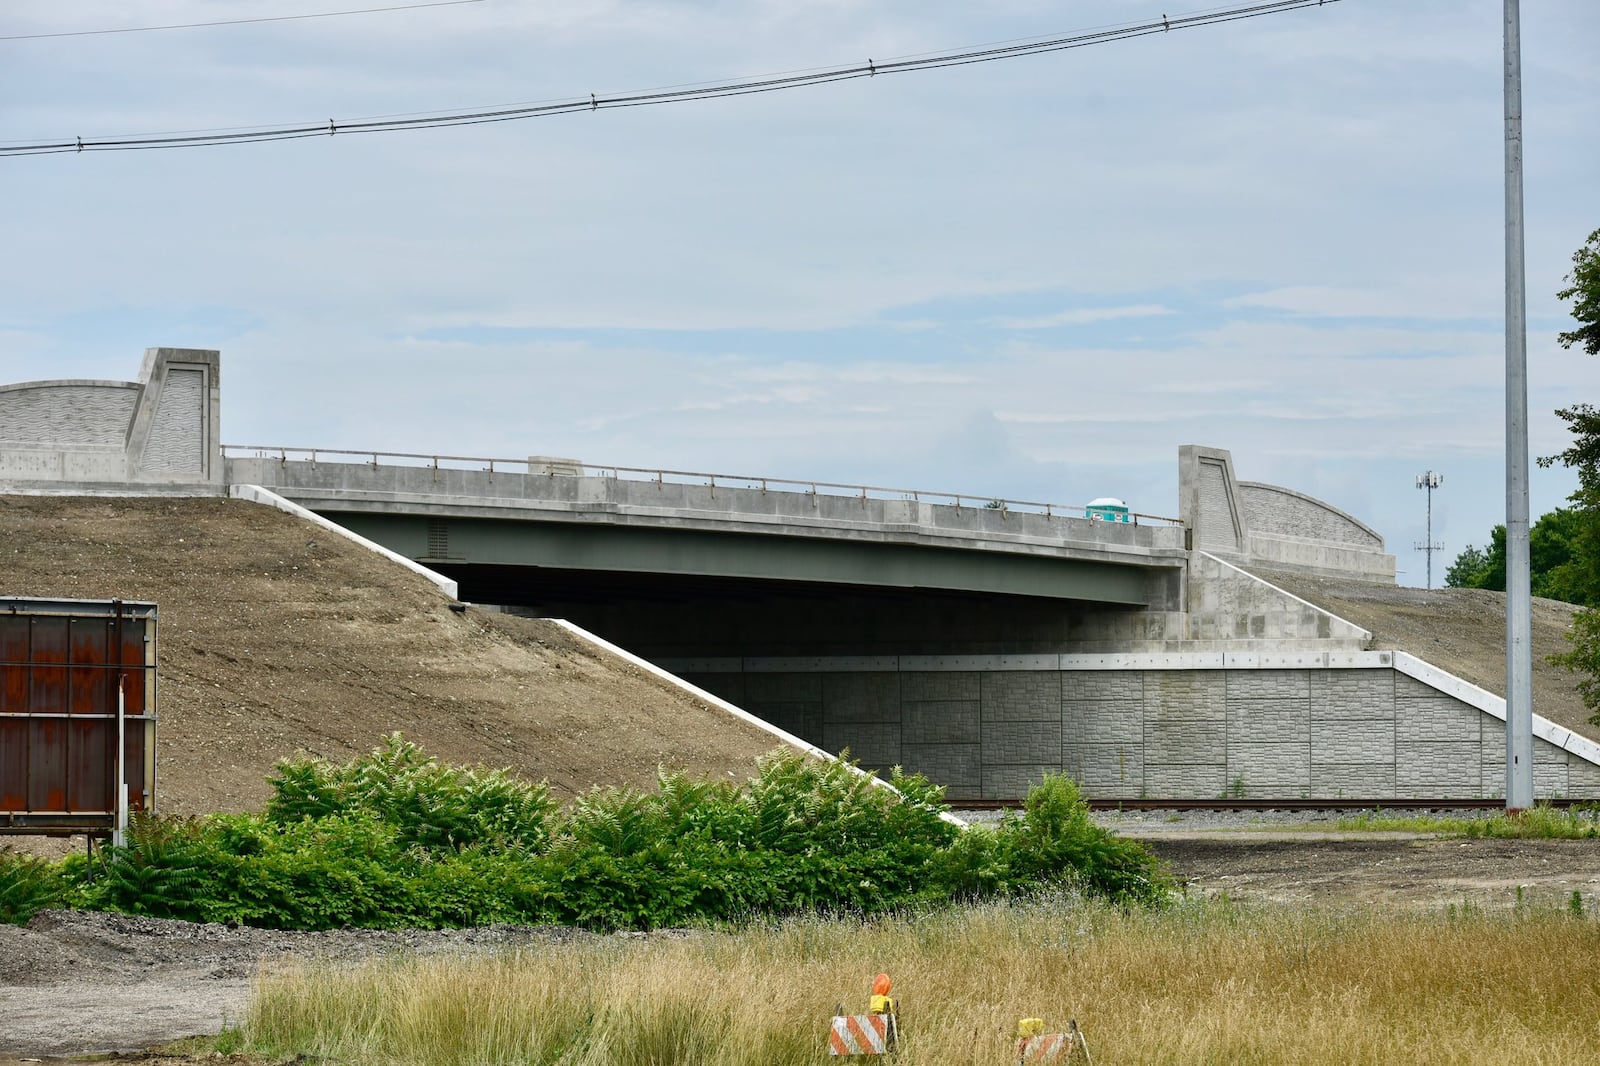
[0,598,157,833]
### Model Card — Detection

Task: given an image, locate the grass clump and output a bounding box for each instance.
[1336,802,1600,838]
[10,734,1171,929]
[241,898,1600,1065]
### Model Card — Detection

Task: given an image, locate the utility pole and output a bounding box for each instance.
[1414,471,1443,589]
[1503,0,1533,812]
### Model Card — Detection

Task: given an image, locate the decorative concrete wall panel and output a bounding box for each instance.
[1068,743,1144,793]
[1228,670,1311,700]
[1226,698,1311,743]
[1226,744,1310,793]
[1395,697,1483,746]
[824,722,899,771]
[1145,718,1226,763]
[750,703,823,743]
[980,672,1060,721]
[1311,672,1395,717]
[1396,748,1482,794]
[1066,700,1143,745]
[902,702,981,745]
[1061,671,1144,701]
[901,743,980,791]
[982,717,1062,765]
[823,673,900,723]
[1310,718,1396,763]
[1479,731,1571,766]
[1144,671,1225,720]
[1569,754,1600,792]
[1311,762,1396,798]
[1144,762,1228,797]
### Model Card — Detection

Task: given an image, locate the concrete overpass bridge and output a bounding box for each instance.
[223,446,1201,661]
[6,347,1599,803]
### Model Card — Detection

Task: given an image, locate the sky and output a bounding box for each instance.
[3,0,1597,587]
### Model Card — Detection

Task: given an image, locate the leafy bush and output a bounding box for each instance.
[267,733,554,853]
[992,773,1172,906]
[37,737,1171,931]
[0,847,73,925]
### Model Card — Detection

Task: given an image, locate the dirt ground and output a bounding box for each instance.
[3,829,1598,1062]
[0,495,786,823]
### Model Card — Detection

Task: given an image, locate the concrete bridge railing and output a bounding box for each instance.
[223,445,1183,525]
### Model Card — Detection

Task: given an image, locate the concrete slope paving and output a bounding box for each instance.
[0,495,785,815]
[1252,567,1597,744]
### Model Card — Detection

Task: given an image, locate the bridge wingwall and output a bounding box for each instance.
[0,349,223,494]
[1180,445,1395,583]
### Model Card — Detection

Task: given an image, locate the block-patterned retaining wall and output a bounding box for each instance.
[672,653,1600,802]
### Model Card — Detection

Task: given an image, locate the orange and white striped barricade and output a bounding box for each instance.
[829,1012,896,1056]
[1015,1018,1090,1064]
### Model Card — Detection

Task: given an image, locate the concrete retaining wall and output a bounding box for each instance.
[0,348,222,493]
[667,652,1600,802]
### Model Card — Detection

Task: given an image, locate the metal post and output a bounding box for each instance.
[113,678,127,848]
[1503,0,1533,812]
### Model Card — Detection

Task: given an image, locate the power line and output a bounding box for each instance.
[0,0,1342,157]
[0,1,485,42]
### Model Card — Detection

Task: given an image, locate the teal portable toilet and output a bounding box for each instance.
[1085,497,1131,523]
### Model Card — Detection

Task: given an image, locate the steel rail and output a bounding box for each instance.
[951,798,1596,812]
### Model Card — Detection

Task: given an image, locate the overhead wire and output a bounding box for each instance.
[0,0,1343,157]
[0,1,485,42]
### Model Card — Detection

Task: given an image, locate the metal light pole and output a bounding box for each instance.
[1414,471,1443,589]
[1503,0,1533,812]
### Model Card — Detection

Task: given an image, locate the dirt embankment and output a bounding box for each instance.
[1252,568,1597,742]
[0,495,784,816]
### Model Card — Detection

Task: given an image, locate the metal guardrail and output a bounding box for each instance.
[222,444,1186,526]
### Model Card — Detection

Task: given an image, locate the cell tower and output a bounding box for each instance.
[1414,470,1444,588]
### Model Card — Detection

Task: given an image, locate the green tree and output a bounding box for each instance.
[1541,227,1600,723]
[1557,227,1600,358]
[1445,542,1494,590]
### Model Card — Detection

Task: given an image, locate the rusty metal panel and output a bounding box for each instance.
[0,598,158,834]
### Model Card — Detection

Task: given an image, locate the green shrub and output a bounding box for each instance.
[267,733,555,853]
[0,847,73,925]
[59,737,1170,931]
[993,772,1173,907]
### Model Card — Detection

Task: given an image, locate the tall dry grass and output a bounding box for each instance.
[245,896,1600,1065]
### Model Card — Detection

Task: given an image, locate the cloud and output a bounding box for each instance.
[1224,286,1500,321]
[994,304,1176,329]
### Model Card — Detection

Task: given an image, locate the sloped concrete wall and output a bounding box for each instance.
[0,348,221,492]
[671,652,1600,802]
